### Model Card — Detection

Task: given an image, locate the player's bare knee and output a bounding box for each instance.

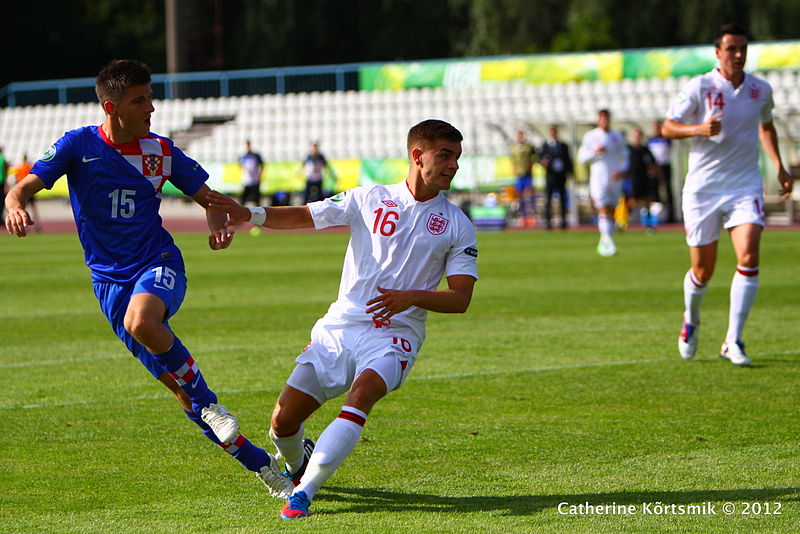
[693,266,714,284]
[123,311,146,339]
[738,253,759,269]
[271,408,301,436]
[124,311,160,346]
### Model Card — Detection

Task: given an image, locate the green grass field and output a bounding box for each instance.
[1,227,798,533]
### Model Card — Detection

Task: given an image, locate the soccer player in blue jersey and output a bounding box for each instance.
[4,59,295,498]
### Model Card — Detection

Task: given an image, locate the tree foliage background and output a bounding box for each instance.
[4,0,799,89]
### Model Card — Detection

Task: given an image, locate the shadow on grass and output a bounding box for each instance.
[317,486,800,516]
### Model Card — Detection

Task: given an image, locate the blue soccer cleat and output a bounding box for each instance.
[280,491,312,519]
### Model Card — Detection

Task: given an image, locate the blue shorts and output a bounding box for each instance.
[516,173,533,194]
[93,265,188,379]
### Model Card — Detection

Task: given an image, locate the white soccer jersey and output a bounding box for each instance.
[667,69,773,195]
[308,181,479,340]
[578,127,629,186]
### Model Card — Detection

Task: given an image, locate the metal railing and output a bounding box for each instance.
[0,63,364,107]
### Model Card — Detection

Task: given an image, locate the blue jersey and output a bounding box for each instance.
[32,125,208,283]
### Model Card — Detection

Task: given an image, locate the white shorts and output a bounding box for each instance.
[288,316,419,404]
[590,177,623,209]
[682,191,765,247]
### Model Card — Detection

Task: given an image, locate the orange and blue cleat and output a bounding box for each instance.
[280,491,311,519]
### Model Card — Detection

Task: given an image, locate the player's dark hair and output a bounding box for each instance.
[598,109,610,117]
[95,59,152,105]
[407,119,463,154]
[714,23,750,47]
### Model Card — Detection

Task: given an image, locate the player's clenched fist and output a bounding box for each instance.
[697,113,723,137]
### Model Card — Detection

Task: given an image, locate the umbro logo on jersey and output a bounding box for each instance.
[82,156,102,163]
[382,200,398,207]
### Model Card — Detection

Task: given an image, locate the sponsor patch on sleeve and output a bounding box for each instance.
[464,247,478,257]
[41,144,57,162]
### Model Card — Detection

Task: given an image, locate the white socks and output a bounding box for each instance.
[683,268,707,325]
[598,213,613,239]
[683,265,759,343]
[726,266,759,343]
[295,406,366,501]
[270,423,305,473]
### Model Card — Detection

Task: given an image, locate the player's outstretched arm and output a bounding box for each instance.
[5,174,44,237]
[206,190,314,230]
[661,115,722,139]
[365,274,476,323]
[758,121,794,200]
[191,184,235,250]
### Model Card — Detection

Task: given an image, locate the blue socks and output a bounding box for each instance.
[183,410,271,472]
[163,337,273,473]
[153,336,216,412]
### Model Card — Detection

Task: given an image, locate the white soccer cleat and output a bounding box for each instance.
[256,454,295,499]
[200,403,240,443]
[596,236,617,257]
[720,341,751,367]
[678,321,699,360]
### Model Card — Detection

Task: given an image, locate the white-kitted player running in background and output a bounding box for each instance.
[208,119,479,519]
[578,108,629,257]
[662,23,794,366]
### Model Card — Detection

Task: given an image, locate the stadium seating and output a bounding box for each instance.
[1,72,798,166]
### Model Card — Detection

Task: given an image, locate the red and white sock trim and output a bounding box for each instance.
[168,356,198,386]
[220,433,246,455]
[688,269,706,288]
[337,406,368,427]
[168,356,199,386]
[736,265,759,277]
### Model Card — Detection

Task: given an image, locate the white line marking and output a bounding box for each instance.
[6,351,800,410]
[410,358,673,381]
[7,357,671,410]
[0,344,296,369]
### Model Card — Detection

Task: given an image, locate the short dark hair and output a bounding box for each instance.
[598,109,610,117]
[95,59,152,105]
[714,23,750,47]
[407,119,463,154]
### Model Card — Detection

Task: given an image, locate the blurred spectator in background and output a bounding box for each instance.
[509,130,537,227]
[539,124,573,229]
[627,127,660,232]
[8,154,40,232]
[579,109,628,256]
[239,140,264,207]
[0,145,8,220]
[647,120,676,223]
[302,141,328,204]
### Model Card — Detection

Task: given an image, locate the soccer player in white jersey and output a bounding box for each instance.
[207,119,479,519]
[5,59,293,497]
[662,23,794,366]
[578,109,629,256]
